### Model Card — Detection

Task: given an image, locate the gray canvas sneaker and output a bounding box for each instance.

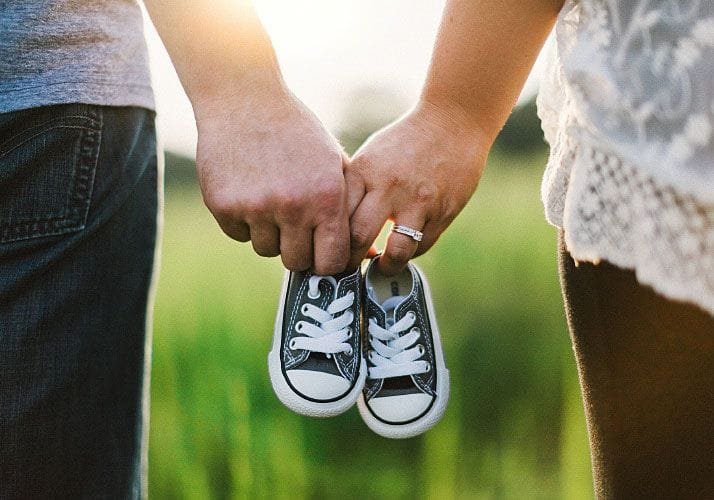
[269,267,366,417]
[357,258,449,438]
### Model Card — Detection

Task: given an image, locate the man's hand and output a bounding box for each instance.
[345,100,489,275]
[195,81,350,275]
[144,0,351,274]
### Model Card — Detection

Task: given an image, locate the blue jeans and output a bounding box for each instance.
[0,104,159,498]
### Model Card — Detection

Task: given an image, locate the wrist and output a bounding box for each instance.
[190,65,290,122]
[415,93,499,146]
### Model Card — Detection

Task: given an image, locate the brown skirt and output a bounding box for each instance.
[558,232,714,499]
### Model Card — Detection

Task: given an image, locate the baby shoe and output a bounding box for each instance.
[269,267,366,417]
[358,258,449,438]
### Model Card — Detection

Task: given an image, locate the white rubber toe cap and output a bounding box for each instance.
[286,369,351,400]
[367,393,434,423]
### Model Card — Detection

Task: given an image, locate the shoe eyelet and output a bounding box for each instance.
[368,350,374,361]
[423,361,431,372]
[307,289,320,300]
[345,327,353,339]
[417,344,425,356]
[301,304,310,314]
[289,339,298,350]
[407,311,416,320]
[295,322,304,332]
[344,346,353,356]
[412,327,421,335]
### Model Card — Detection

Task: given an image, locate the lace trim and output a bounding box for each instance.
[539,0,714,316]
[551,0,714,204]
[554,139,714,316]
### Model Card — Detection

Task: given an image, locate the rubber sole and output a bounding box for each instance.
[357,262,450,438]
[268,271,366,418]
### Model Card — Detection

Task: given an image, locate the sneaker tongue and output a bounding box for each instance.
[381,295,407,327]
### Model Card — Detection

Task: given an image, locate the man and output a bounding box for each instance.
[1,0,556,496]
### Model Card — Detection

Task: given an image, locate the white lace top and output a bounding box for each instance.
[538,0,714,316]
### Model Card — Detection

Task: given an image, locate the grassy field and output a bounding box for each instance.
[148,149,594,499]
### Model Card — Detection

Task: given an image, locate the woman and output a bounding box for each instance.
[347,0,714,497]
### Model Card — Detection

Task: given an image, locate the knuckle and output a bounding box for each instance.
[275,187,301,208]
[273,188,305,220]
[443,204,460,223]
[383,171,401,191]
[208,188,271,222]
[434,197,455,221]
[350,226,373,250]
[204,188,236,220]
[240,193,271,219]
[415,182,437,206]
[314,180,344,211]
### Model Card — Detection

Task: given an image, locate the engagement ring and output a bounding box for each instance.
[392,224,424,242]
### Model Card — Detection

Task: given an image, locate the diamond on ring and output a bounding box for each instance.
[392,224,424,242]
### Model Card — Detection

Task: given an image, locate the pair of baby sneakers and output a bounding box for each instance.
[268,257,449,439]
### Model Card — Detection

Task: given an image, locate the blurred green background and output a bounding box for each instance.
[148,97,594,499]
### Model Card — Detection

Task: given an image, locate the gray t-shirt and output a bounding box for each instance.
[0,0,154,113]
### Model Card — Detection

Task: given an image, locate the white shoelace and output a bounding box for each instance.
[367,295,430,379]
[290,275,354,356]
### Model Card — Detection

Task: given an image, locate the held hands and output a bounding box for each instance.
[150,0,553,277]
[196,87,487,276]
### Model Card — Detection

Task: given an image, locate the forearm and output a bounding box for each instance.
[144,0,286,116]
[145,1,351,274]
[421,0,563,142]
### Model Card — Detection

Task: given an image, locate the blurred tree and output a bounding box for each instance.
[335,86,408,155]
[493,98,546,157]
[164,150,198,187]
[336,88,546,161]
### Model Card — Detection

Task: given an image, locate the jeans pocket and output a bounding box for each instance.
[0,105,102,243]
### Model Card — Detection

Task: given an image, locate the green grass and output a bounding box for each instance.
[149,149,593,499]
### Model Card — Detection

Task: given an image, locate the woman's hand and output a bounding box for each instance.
[344,0,561,276]
[345,100,490,275]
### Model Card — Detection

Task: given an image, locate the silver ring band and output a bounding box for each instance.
[392,224,423,242]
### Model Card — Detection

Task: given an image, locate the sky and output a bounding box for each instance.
[145,1,548,157]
